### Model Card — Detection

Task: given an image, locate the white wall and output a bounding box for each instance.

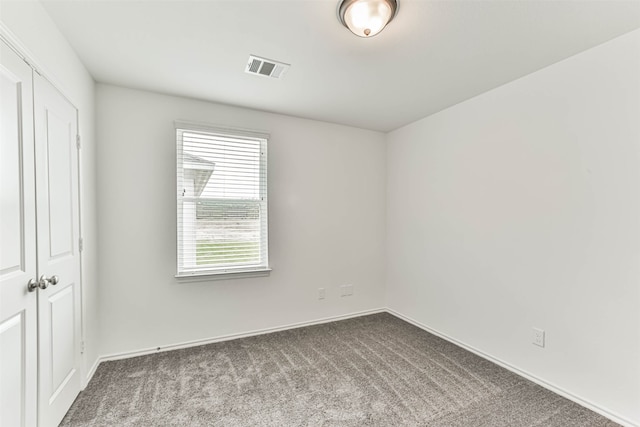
[6,3,636,422]
[386,29,640,424]
[96,84,387,356]
[0,1,99,383]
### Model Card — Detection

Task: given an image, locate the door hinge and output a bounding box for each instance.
[76,134,81,149]
[79,237,84,252]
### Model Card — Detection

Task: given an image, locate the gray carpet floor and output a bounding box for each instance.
[61,313,619,426]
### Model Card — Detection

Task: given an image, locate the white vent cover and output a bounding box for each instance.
[245,55,290,79]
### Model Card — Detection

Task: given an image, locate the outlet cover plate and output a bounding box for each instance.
[340,284,354,297]
[533,328,545,347]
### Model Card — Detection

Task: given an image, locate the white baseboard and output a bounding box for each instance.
[83,357,101,389]
[97,308,385,363]
[86,307,636,427]
[385,308,638,427]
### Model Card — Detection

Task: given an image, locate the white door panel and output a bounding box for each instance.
[49,285,76,394]
[0,61,25,273]
[0,41,37,427]
[44,109,74,259]
[34,73,82,427]
[0,313,28,427]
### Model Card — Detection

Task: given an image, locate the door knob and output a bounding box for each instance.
[28,275,60,291]
[38,275,50,289]
[38,275,60,289]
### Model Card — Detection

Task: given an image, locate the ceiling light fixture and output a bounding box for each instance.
[337,0,398,38]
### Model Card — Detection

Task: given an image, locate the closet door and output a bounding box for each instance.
[33,73,82,427]
[0,42,38,427]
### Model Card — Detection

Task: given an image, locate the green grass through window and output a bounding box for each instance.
[196,241,260,265]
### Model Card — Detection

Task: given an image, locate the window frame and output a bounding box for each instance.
[174,120,270,281]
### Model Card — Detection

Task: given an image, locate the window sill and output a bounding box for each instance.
[175,267,272,283]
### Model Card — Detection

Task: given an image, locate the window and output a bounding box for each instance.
[176,122,269,278]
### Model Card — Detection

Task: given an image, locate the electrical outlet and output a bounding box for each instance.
[341,284,354,297]
[318,288,326,300]
[532,328,545,347]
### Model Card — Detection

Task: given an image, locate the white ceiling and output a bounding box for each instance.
[42,0,640,132]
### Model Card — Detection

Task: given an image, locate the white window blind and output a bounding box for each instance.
[176,123,269,277]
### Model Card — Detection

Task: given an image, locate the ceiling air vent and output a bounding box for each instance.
[245,55,290,80]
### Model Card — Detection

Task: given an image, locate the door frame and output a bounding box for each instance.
[0,22,89,389]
